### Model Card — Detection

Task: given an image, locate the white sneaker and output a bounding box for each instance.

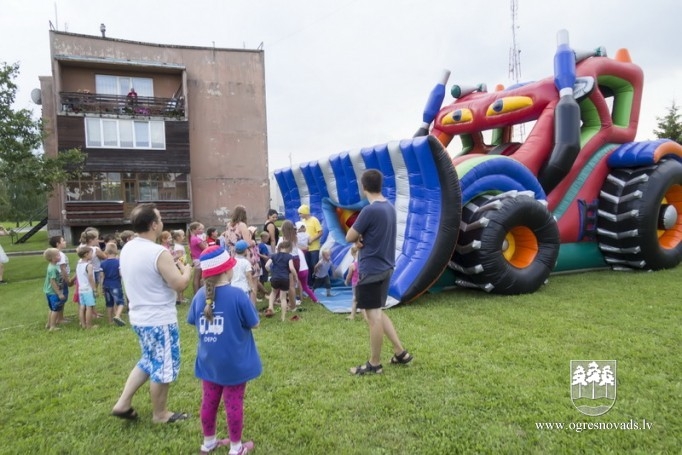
[229,440,254,455]
[295,299,302,306]
[200,438,230,454]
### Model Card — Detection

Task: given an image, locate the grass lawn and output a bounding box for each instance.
[0,228,49,254]
[0,245,680,454]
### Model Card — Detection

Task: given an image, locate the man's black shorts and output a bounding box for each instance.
[356,269,393,310]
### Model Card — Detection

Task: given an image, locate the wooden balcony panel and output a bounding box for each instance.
[153,200,191,221]
[65,201,124,224]
[59,92,185,119]
[64,200,190,225]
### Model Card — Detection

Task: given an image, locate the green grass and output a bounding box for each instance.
[0,225,50,254]
[0,251,680,454]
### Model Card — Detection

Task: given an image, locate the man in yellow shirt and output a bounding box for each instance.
[298,204,323,286]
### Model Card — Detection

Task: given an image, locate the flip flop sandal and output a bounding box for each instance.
[166,412,189,423]
[350,361,383,375]
[111,407,138,420]
[390,350,414,365]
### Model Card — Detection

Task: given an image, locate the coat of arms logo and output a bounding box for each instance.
[570,360,616,416]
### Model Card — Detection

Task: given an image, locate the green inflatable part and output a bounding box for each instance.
[553,242,608,272]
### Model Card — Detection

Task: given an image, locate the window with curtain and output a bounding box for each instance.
[117,77,132,96]
[96,74,153,97]
[95,75,118,95]
[119,121,133,147]
[134,121,150,148]
[85,118,102,148]
[84,118,165,149]
[132,78,153,97]
[150,122,165,148]
[102,120,118,147]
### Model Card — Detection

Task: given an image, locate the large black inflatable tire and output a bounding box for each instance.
[597,159,682,270]
[450,192,560,294]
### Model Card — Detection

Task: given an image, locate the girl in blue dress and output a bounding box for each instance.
[188,246,262,455]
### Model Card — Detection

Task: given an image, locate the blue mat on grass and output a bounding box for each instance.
[314,286,399,313]
[315,286,354,313]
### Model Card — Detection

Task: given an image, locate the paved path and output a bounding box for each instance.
[6,248,77,257]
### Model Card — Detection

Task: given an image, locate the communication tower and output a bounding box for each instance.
[509,0,525,140]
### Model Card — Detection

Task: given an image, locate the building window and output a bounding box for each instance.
[84,118,165,149]
[134,122,150,148]
[102,172,121,200]
[95,75,154,97]
[86,120,101,145]
[120,121,133,147]
[102,120,118,147]
[66,172,188,201]
[138,173,188,200]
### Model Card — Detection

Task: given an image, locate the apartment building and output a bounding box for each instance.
[40,30,269,243]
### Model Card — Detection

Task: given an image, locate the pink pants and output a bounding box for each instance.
[200,380,246,441]
[297,269,319,302]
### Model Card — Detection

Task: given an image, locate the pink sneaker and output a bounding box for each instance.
[200,438,230,454]
[229,440,254,455]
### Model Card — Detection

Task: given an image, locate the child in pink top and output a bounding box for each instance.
[188,222,208,296]
[345,246,362,320]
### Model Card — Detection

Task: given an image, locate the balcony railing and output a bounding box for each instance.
[64,200,190,225]
[59,92,185,119]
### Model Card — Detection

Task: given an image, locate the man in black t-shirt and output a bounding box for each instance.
[345,170,413,375]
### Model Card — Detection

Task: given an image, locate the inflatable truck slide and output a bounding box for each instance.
[273,30,682,310]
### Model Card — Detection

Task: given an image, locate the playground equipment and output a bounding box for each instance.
[274,30,682,304]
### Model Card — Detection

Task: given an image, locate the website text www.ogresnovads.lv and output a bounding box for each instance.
[535,419,653,433]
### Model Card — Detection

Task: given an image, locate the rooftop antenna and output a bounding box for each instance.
[509,0,525,141]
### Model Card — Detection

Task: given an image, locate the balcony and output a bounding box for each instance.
[64,200,125,225]
[59,92,185,119]
[64,200,190,225]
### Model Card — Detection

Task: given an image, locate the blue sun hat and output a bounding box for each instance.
[235,239,249,254]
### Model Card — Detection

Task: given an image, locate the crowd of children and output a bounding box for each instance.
[39,212,358,455]
[40,215,355,331]
[42,228,133,331]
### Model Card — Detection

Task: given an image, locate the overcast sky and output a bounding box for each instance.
[2,0,680,172]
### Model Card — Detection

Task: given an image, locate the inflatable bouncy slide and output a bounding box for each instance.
[275,136,462,307]
[274,30,682,308]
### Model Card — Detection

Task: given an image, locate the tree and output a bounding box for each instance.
[0,179,46,224]
[653,101,682,145]
[0,62,85,224]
